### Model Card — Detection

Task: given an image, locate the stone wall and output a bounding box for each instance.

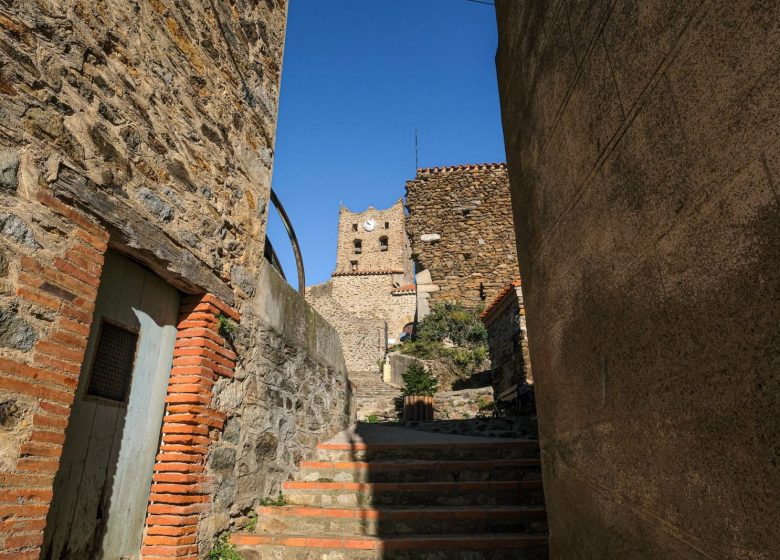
[405,164,519,311]
[306,273,416,371]
[0,1,293,558]
[335,199,413,280]
[481,281,532,394]
[200,261,353,551]
[496,1,779,558]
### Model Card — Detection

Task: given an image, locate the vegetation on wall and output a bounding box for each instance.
[391,302,489,378]
[401,363,438,397]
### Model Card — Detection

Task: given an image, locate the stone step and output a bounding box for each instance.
[255,505,547,536]
[232,532,548,560]
[281,480,545,507]
[299,458,542,483]
[315,439,540,462]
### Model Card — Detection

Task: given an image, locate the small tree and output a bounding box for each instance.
[401,363,438,397]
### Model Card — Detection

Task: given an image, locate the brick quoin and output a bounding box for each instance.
[141,293,239,560]
[0,194,108,560]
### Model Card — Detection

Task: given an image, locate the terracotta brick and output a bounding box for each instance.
[175,328,224,346]
[0,504,48,518]
[56,316,91,337]
[155,452,201,464]
[33,413,69,430]
[164,413,222,429]
[176,312,218,325]
[17,271,43,289]
[35,340,85,364]
[143,534,197,546]
[169,366,215,378]
[3,531,44,549]
[0,517,46,533]
[164,394,211,406]
[16,286,61,311]
[145,504,206,516]
[16,457,60,473]
[165,405,225,421]
[60,303,92,323]
[29,430,66,446]
[37,191,103,236]
[174,337,236,361]
[0,549,40,560]
[66,243,105,266]
[74,228,109,253]
[144,515,199,527]
[35,354,82,376]
[161,424,209,436]
[161,434,212,447]
[0,488,53,503]
[199,294,240,321]
[140,544,198,557]
[0,472,54,488]
[38,401,71,418]
[168,376,214,388]
[149,483,206,494]
[20,365,78,390]
[148,493,209,505]
[19,442,62,458]
[158,444,209,455]
[49,328,88,349]
[152,473,208,485]
[145,524,197,536]
[0,374,74,405]
[153,462,206,473]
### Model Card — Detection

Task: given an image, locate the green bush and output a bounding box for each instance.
[259,492,287,506]
[401,363,438,397]
[366,414,379,423]
[416,302,487,348]
[209,533,243,560]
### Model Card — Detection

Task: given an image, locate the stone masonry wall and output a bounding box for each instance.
[306,273,416,371]
[481,281,532,394]
[199,261,352,553]
[335,199,413,281]
[0,2,294,558]
[405,164,520,310]
[496,1,779,558]
[0,0,286,301]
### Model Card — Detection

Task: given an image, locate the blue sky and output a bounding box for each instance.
[266,0,506,288]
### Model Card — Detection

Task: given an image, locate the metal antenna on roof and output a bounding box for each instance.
[415,129,419,170]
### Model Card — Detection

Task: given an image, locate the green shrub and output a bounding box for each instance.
[244,511,257,532]
[416,302,487,348]
[401,363,438,397]
[259,492,287,506]
[366,414,379,423]
[394,339,443,359]
[209,533,243,560]
[217,313,238,343]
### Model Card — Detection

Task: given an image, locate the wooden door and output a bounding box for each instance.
[42,251,180,560]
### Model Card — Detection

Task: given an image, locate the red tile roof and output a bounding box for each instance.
[480,279,522,320]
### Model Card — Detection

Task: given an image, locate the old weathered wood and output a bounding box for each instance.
[50,164,235,305]
[403,395,434,422]
[44,251,180,559]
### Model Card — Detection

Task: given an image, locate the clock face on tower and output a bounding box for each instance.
[363,219,376,232]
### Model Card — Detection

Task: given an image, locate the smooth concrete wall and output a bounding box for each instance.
[495,1,779,558]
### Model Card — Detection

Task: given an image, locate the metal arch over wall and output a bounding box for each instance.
[268,189,305,295]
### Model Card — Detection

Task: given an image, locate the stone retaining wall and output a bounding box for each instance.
[405,164,519,311]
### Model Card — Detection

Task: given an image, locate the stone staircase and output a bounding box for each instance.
[349,371,401,421]
[232,427,548,559]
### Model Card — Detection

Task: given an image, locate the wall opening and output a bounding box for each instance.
[354,239,362,254]
[42,251,180,560]
[379,236,388,252]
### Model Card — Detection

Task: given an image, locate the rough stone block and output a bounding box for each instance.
[0,149,19,192]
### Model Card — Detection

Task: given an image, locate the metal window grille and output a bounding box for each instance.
[87,321,138,402]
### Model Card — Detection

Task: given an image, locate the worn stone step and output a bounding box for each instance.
[255,505,547,536]
[299,458,542,483]
[281,480,545,507]
[232,532,548,560]
[315,440,540,462]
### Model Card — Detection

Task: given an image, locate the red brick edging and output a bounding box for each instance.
[141,294,239,560]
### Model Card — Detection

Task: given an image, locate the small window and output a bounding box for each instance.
[384,222,390,229]
[350,260,358,272]
[352,223,358,231]
[379,236,388,252]
[87,320,139,402]
[354,239,362,254]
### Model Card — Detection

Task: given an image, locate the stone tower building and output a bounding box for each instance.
[405,163,520,314]
[307,200,416,372]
